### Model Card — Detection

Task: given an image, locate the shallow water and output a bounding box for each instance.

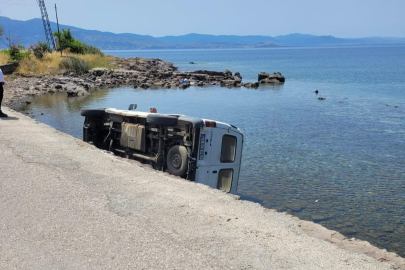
[23,46,405,256]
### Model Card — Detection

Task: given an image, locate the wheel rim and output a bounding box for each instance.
[171,153,182,169]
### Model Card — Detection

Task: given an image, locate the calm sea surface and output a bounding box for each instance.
[23,46,405,256]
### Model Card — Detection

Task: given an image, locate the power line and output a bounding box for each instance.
[55,7,84,29]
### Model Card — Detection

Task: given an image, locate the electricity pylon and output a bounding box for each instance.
[36,0,56,50]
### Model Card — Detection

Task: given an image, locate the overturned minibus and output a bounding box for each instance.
[81,106,243,193]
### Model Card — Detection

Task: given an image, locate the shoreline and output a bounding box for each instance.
[1,56,284,110]
[1,106,404,269]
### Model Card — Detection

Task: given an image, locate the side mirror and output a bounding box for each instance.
[128,104,137,110]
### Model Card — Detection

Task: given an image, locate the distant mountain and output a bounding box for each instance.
[273,33,405,47]
[0,16,161,49]
[1,16,405,50]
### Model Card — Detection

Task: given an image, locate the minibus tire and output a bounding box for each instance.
[147,114,178,126]
[167,145,188,177]
[80,108,106,117]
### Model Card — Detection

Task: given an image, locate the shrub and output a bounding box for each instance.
[7,45,30,61]
[83,44,104,56]
[59,56,90,74]
[29,42,52,59]
[69,39,85,54]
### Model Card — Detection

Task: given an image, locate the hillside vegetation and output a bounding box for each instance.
[0,51,11,65]
[16,52,114,75]
[0,26,114,75]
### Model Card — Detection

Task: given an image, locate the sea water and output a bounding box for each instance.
[23,46,405,256]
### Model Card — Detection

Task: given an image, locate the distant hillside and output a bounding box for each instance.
[1,16,405,50]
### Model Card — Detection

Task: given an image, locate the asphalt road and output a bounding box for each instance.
[0,107,403,270]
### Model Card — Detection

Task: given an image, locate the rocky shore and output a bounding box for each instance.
[2,57,285,109]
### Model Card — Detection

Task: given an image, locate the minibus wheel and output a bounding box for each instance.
[147,114,178,126]
[167,145,188,177]
[80,108,106,117]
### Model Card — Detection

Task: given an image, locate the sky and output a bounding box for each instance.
[0,0,404,38]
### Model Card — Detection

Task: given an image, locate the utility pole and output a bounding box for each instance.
[55,4,62,56]
[36,0,56,50]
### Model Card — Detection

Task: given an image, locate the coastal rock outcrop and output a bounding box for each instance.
[110,57,178,73]
[3,56,287,109]
[258,72,285,84]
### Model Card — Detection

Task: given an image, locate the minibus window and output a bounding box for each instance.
[217,169,233,192]
[221,135,237,163]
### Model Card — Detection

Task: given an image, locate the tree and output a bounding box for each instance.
[53,28,103,55]
[53,28,78,53]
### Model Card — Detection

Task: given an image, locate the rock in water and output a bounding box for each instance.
[258,72,285,84]
[243,82,259,89]
[233,76,242,83]
[66,85,78,96]
[223,70,233,77]
[139,83,150,89]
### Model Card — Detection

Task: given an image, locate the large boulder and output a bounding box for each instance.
[91,68,109,77]
[66,85,88,97]
[139,83,150,89]
[258,72,285,84]
[234,72,242,80]
[66,85,77,95]
[223,70,232,77]
[233,76,242,83]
